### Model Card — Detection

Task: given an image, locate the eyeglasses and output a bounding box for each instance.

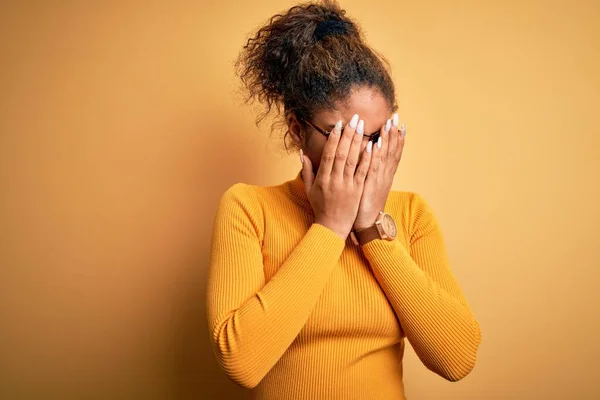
[303,119,381,142]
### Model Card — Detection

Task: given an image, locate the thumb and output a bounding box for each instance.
[300,149,314,195]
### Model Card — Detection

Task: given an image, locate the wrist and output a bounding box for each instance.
[314,219,350,240]
[351,211,398,246]
[353,217,378,232]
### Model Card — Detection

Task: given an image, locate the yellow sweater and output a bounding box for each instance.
[207,170,481,399]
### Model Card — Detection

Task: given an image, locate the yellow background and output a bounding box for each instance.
[1,1,599,398]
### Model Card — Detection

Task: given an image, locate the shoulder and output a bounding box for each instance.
[387,190,431,214]
[220,182,257,199]
[387,190,440,232]
[213,182,266,238]
[218,176,294,209]
[221,180,286,205]
[219,182,255,204]
[217,182,264,219]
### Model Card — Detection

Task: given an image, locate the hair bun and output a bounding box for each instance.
[236,0,396,154]
[313,19,351,42]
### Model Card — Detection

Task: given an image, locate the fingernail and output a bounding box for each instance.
[367,140,373,153]
[357,120,364,135]
[300,149,304,164]
[377,136,382,149]
[385,119,391,132]
[349,114,359,129]
[392,113,399,127]
[334,120,342,135]
[401,123,406,138]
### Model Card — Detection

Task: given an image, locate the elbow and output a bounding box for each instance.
[435,345,481,382]
[437,357,477,382]
[239,379,261,390]
[212,344,264,389]
[209,324,265,390]
[422,330,482,382]
[226,361,264,390]
[226,366,262,390]
[422,351,478,382]
[441,321,482,381]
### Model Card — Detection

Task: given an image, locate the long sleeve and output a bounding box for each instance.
[360,193,481,382]
[206,183,346,389]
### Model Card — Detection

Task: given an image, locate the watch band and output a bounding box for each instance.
[354,225,380,245]
[350,211,397,246]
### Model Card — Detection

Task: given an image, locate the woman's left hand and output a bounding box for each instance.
[353,113,406,231]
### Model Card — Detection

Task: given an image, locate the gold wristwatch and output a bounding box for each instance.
[350,211,398,246]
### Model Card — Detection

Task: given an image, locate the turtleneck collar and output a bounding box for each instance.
[286,168,312,211]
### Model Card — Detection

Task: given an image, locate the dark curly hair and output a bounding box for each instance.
[235,0,397,152]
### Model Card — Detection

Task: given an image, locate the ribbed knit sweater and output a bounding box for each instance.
[206,170,481,399]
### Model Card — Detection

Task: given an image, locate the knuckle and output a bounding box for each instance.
[335,151,348,161]
[355,168,368,179]
[322,153,335,163]
[345,157,358,167]
[316,177,330,190]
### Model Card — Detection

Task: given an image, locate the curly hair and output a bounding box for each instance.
[235,0,397,152]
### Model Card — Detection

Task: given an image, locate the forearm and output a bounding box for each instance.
[208,223,345,389]
[361,239,481,381]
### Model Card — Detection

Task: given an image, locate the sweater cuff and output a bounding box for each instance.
[361,238,408,260]
[309,223,347,254]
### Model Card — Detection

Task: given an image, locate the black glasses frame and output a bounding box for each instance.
[303,119,380,142]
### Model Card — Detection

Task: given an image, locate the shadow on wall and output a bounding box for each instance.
[163,115,265,400]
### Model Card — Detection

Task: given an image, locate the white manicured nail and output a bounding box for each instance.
[367,140,373,153]
[349,114,359,129]
[377,136,382,148]
[357,120,364,135]
[392,113,399,127]
[334,120,343,134]
[385,119,391,132]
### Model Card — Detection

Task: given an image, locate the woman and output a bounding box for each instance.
[206,1,481,398]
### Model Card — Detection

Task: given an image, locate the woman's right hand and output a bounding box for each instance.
[300,114,374,240]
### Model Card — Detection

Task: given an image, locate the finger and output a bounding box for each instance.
[354,139,373,188]
[395,122,406,164]
[365,135,384,189]
[382,122,403,193]
[387,113,402,172]
[387,114,398,156]
[344,118,364,181]
[331,114,359,178]
[315,120,343,180]
[300,149,315,195]
[379,119,390,173]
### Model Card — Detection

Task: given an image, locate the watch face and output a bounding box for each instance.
[382,214,397,237]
